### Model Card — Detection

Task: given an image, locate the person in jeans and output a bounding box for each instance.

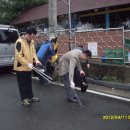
[58,49,92,103]
[14,28,41,107]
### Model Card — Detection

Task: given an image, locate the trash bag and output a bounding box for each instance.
[74,68,88,93]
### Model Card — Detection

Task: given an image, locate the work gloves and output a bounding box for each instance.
[70,81,75,89]
[28,60,42,69]
[28,63,33,69]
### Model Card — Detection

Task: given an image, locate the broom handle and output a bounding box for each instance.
[72,88,83,107]
[33,67,52,80]
[33,68,52,82]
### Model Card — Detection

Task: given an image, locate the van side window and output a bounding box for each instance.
[0,29,18,43]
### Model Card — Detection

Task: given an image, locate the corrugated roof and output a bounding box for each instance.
[12,0,130,24]
[71,0,130,13]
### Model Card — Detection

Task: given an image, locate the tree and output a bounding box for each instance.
[0,0,48,24]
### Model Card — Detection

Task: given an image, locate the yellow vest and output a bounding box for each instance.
[50,37,58,63]
[14,37,38,71]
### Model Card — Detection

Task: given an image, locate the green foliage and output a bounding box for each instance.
[0,0,48,24]
[102,75,122,83]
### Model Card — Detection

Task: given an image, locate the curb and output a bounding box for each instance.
[51,82,130,102]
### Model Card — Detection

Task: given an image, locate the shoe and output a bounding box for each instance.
[21,99,30,107]
[28,97,40,102]
[73,97,78,100]
[32,77,40,80]
[67,98,78,103]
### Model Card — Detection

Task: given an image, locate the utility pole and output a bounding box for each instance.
[48,0,58,64]
[63,0,72,50]
[48,0,57,38]
[68,0,72,50]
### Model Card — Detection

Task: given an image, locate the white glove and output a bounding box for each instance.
[28,63,33,69]
[70,81,75,89]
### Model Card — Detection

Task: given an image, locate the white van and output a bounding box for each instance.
[0,25,19,68]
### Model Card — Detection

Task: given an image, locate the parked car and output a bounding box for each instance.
[0,25,19,68]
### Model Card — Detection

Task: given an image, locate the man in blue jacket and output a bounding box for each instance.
[36,38,55,84]
[37,40,55,68]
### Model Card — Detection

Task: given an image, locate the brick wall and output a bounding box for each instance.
[75,30,123,57]
[35,29,124,57]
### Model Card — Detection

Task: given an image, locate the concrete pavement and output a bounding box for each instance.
[0,72,130,130]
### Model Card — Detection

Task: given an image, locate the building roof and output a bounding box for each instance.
[12,0,130,24]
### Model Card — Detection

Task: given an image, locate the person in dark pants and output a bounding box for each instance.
[16,72,33,100]
[14,28,41,107]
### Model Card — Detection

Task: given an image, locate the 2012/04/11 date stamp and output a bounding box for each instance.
[102,115,130,120]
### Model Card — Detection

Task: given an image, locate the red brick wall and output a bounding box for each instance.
[34,29,124,57]
[75,30,123,57]
[57,35,69,54]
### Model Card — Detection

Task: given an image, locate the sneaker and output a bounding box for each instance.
[28,97,40,102]
[73,97,78,100]
[21,99,30,107]
[32,77,40,80]
[67,98,78,103]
